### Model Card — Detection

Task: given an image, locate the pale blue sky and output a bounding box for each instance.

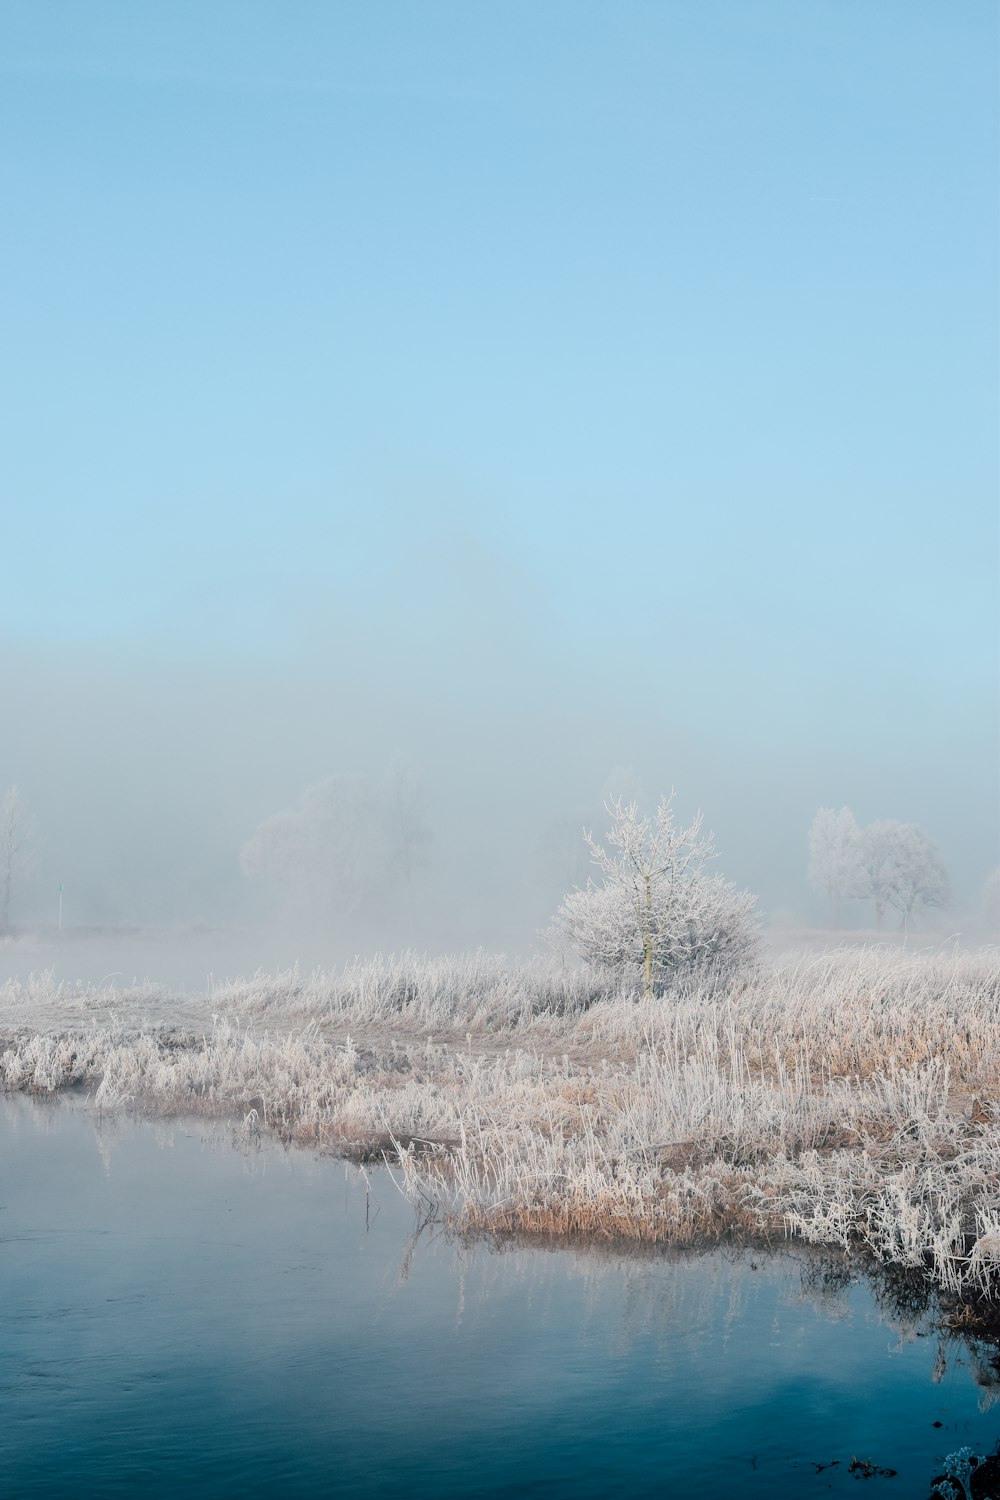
[1,1,997,932]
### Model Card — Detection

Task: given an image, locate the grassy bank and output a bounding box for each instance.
[3,945,1000,1302]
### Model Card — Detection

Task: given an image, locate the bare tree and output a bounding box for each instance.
[808,806,860,929]
[551,795,759,997]
[853,820,949,932]
[0,786,34,934]
[881,824,950,931]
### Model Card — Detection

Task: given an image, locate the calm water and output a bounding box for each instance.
[2,1094,997,1498]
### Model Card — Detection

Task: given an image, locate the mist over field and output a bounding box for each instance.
[6,25,1000,1496]
[2,629,996,976]
[1,2,996,984]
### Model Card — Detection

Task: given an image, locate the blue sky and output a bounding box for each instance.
[1,1,997,931]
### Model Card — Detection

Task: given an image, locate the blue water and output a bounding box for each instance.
[1,1093,996,1498]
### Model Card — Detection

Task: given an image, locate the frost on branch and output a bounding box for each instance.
[806,804,952,933]
[853,819,950,932]
[550,795,760,996]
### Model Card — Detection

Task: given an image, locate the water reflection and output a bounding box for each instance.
[2,1092,998,1499]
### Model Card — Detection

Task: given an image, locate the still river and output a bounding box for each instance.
[2,1093,997,1497]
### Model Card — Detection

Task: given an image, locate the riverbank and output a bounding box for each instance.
[3,945,999,1305]
[8,1089,996,1500]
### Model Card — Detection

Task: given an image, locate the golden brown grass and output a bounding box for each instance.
[2,944,999,1295]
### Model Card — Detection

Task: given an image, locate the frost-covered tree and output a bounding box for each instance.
[853,820,949,932]
[0,785,34,934]
[851,822,895,931]
[551,795,759,997]
[241,765,430,927]
[599,764,644,809]
[808,806,860,929]
[879,824,950,931]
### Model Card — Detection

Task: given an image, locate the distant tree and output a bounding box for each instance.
[853,820,949,932]
[808,806,860,929]
[881,824,950,931]
[241,767,431,927]
[551,795,759,997]
[0,785,34,934]
[383,756,432,887]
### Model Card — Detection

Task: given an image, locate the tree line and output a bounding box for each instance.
[240,759,432,934]
[1,775,995,950]
[808,807,950,932]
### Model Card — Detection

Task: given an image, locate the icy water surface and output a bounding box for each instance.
[2,1094,997,1498]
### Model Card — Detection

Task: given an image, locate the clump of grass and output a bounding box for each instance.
[2,943,1000,1297]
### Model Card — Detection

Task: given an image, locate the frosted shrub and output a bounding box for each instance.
[552,796,759,996]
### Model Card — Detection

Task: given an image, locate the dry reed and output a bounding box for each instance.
[2,944,999,1297]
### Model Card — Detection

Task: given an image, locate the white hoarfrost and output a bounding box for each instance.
[3,945,1000,1298]
[806,804,951,932]
[854,820,951,931]
[551,795,759,995]
[808,806,860,929]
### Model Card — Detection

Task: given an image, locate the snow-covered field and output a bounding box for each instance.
[3,944,1000,1303]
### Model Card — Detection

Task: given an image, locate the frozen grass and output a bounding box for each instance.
[3,944,1000,1299]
